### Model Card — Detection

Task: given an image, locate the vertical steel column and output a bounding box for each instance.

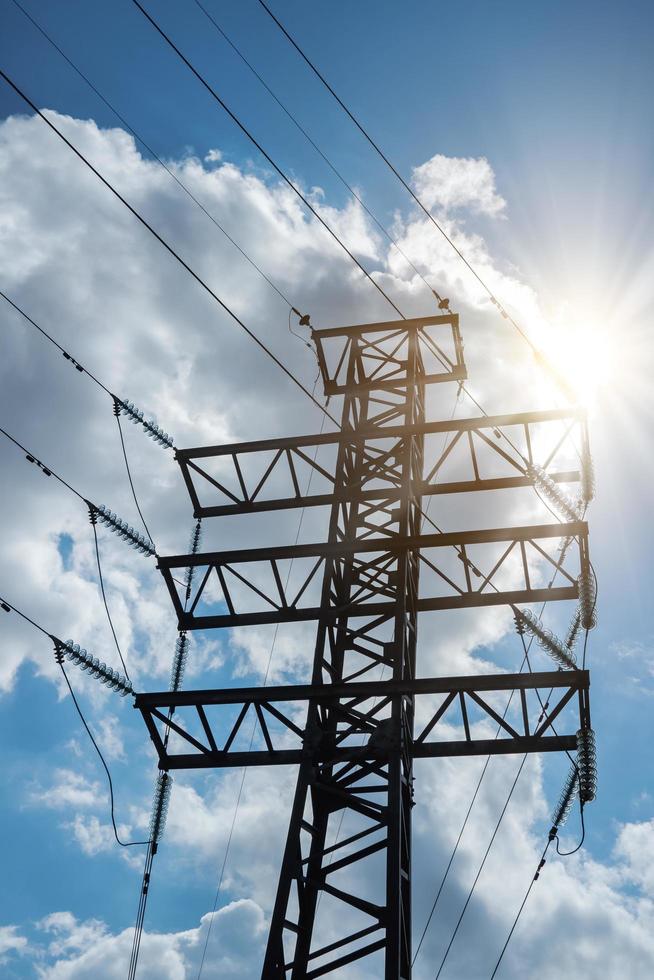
[262,326,425,978]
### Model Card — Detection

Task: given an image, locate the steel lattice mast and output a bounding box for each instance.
[138,313,594,978]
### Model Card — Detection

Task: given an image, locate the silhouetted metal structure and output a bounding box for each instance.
[139,314,593,978]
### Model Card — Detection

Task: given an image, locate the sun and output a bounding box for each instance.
[537,309,617,412]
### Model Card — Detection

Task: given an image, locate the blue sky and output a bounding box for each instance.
[1,1,654,977]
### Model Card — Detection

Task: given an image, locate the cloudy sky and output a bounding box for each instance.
[1,0,653,977]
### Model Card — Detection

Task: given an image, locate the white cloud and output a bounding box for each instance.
[34,902,265,979]
[0,925,28,964]
[0,107,637,980]
[411,152,506,217]
[29,769,103,811]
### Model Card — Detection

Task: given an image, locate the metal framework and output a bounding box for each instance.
[144,313,593,979]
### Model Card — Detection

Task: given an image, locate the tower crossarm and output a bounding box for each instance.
[158,521,588,630]
[135,669,590,771]
[175,408,588,518]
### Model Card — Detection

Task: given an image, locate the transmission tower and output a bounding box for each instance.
[137,313,593,978]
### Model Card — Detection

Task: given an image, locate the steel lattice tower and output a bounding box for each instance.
[138,313,593,978]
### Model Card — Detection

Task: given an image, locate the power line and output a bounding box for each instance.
[412,535,581,967]
[434,754,528,979]
[0,424,86,502]
[0,68,339,430]
[8,0,304,317]
[255,0,572,395]
[129,0,405,319]
[3,288,162,551]
[57,658,148,848]
[90,514,132,680]
[489,837,552,979]
[0,595,147,848]
[191,0,451,310]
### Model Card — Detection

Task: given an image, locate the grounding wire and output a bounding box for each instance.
[255,0,571,393]
[192,0,452,309]
[0,595,147,848]
[8,0,300,315]
[130,0,405,320]
[0,68,339,430]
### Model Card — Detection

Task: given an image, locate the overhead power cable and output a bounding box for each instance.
[8,0,307,320]
[129,0,405,319]
[255,0,573,396]
[412,534,584,967]
[191,0,451,310]
[0,69,544,474]
[0,596,147,848]
[0,68,338,429]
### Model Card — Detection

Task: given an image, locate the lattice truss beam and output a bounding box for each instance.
[158,521,589,630]
[176,408,589,518]
[135,670,590,770]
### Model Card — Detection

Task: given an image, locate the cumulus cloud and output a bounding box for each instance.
[0,925,28,965]
[34,902,265,979]
[0,107,628,980]
[411,152,506,217]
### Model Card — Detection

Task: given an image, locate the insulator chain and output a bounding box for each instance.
[514,608,577,670]
[90,503,156,557]
[184,518,203,603]
[55,639,133,696]
[565,610,582,652]
[551,763,579,833]
[578,568,597,630]
[580,448,596,504]
[169,632,188,693]
[149,771,173,845]
[577,728,597,804]
[526,463,582,522]
[115,397,174,450]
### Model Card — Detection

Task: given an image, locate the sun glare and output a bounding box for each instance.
[538,312,617,412]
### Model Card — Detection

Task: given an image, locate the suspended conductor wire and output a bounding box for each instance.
[489,837,552,980]
[114,404,156,546]
[90,517,132,680]
[57,659,148,848]
[412,538,579,968]
[192,0,451,308]
[0,424,87,500]
[0,597,147,848]
[555,796,586,857]
[122,3,530,466]
[1,79,531,474]
[0,69,339,431]
[255,0,572,395]
[1,289,113,396]
[434,755,529,979]
[8,0,299,315]
[129,0,405,321]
